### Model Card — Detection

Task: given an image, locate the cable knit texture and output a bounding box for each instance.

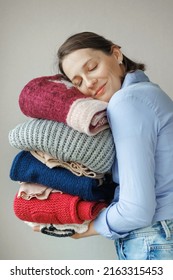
[10,151,116,201]
[8,119,115,173]
[18,74,108,135]
[13,192,107,224]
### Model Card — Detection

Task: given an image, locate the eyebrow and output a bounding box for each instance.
[71,58,93,82]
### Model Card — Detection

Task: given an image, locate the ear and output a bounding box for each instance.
[112,46,123,64]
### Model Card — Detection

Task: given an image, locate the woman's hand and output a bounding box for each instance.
[71,220,99,239]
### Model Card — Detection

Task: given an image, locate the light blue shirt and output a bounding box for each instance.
[94,70,173,240]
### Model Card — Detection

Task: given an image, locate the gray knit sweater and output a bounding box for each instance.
[9,119,116,173]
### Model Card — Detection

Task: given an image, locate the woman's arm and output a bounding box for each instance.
[93,90,158,239]
[71,220,99,239]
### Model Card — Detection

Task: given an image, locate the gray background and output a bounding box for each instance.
[1,0,173,260]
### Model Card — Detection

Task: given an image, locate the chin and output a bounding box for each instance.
[104,94,112,102]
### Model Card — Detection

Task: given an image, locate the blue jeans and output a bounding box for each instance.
[115,220,173,260]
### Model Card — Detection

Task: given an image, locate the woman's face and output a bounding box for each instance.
[62,48,124,102]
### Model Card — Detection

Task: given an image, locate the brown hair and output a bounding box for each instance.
[57,31,145,79]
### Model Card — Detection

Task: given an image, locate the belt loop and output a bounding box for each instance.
[160,220,171,240]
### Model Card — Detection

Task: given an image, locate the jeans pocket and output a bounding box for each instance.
[149,243,173,260]
[115,238,148,260]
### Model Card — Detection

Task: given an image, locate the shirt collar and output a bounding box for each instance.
[121,70,150,89]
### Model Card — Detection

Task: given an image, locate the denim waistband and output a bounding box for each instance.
[123,219,173,241]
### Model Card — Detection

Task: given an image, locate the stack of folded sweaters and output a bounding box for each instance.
[8,74,116,237]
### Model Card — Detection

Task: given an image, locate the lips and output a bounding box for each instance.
[95,83,106,97]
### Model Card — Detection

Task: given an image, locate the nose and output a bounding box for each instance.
[85,77,97,89]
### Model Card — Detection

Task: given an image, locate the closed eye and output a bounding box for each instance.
[74,80,82,88]
[77,81,82,87]
[88,64,97,72]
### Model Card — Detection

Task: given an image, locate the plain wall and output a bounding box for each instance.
[0,0,173,260]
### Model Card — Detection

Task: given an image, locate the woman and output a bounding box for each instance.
[57,31,173,260]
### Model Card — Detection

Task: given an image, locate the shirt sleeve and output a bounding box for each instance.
[94,92,159,240]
